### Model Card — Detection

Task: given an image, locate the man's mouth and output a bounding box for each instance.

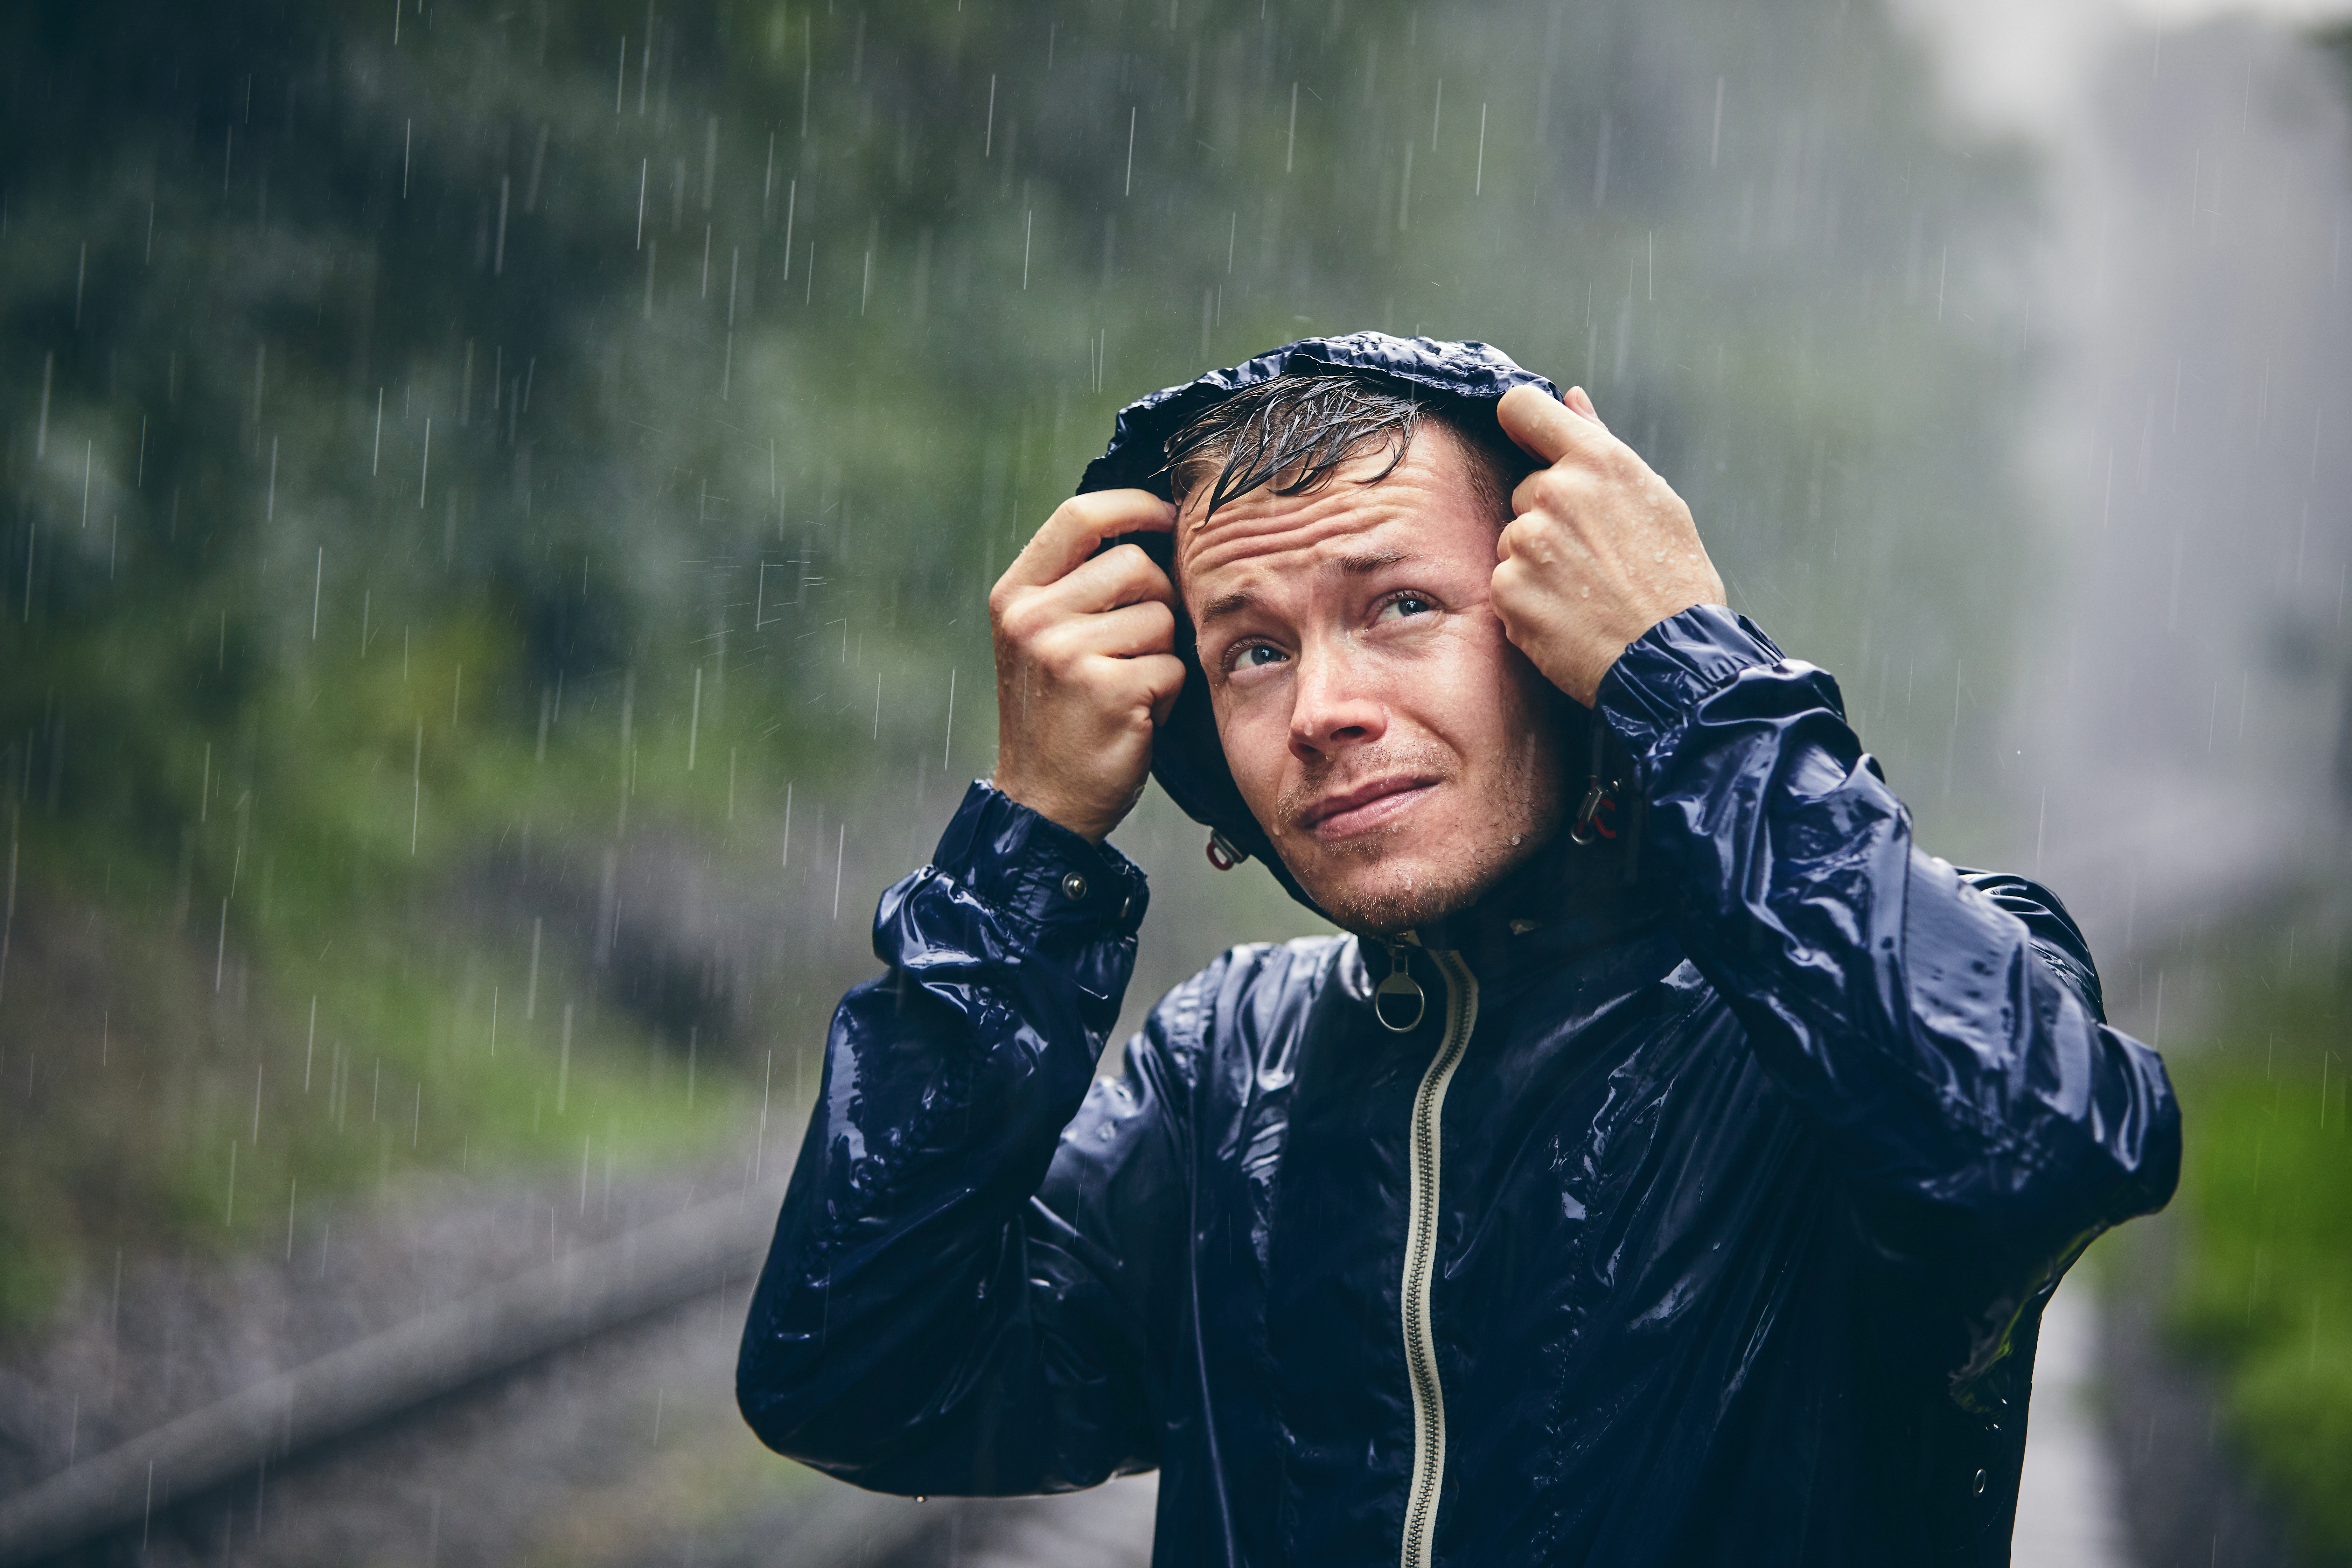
[1299,775,1442,840]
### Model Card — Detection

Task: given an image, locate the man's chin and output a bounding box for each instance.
[1290,855,1506,940]
[1269,787,1564,938]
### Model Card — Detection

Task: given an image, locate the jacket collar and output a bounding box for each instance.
[1403,816,1668,985]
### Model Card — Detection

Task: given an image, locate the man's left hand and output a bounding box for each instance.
[1491,384,1726,706]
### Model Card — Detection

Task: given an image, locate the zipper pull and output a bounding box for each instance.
[1374,942,1428,1033]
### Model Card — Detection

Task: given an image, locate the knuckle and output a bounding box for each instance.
[1107,546,1152,591]
[1503,526,1554,566]
[1551,479,1597,514]
[1120,544,1174,594]
[1020,612,1074,660]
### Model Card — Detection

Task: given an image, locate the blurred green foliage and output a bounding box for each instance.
[2169,951,2352,1563]
[0,0,2036,1324]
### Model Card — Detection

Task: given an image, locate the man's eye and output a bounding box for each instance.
[1238,644,1287,669]
[1376,595,1435,622]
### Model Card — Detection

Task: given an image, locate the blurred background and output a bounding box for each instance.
[0,0,2347,1562]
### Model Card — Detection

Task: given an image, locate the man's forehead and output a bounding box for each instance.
[1183,493,1418,579]
[1193,541,1424,626]
[1176,437,1474,595]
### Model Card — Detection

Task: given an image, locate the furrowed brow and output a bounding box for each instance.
[1196,551,1413,627]
[1196,591,1255,626]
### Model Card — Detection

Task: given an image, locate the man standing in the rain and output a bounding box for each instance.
[737,334,2179,1567]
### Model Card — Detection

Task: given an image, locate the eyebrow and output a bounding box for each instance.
[1197,592,1255,627]
[1195,551,1419,628]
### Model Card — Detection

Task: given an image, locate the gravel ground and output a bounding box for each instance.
[0,1144,1163,1568]
[4,1154,787,1566]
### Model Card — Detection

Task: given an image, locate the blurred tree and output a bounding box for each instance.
[0,0,2036,1315]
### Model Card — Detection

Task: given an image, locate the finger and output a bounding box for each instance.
[1494,512,1542,562]
[1491,546,1545,596]
[1508,464,1589,524]
[1001,489,1177,591]
[1564,385,1607,429]
[1052,645,1185,725]
[1489,552,1533,614]
[1049,598,1178,660]
[1021,542,1177,618]
[1496,384,1610,467]
[1495,511,1532,562]
[1497,509,1555,553]
[1128,652,1188,727]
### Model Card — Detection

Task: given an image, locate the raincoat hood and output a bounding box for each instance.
[1075,332,1560,915]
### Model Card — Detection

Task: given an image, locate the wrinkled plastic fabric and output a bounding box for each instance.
[737,609,2178,1566]
[738,336,2180,1567]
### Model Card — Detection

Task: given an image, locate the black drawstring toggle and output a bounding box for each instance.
[1569,714,1622,847]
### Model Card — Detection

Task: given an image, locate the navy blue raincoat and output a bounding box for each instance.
[737,334,2180,1567]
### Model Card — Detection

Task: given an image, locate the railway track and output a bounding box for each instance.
[0,1184,787,1566]
[0,1175,1156,1568]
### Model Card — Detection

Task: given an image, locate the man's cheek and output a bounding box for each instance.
[1219,715,1286,819]
[1412,644,1491,727]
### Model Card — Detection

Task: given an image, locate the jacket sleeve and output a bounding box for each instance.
[735,780,1193,1495]
[1594,606,2180,1329]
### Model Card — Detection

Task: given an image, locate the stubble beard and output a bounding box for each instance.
[1272,732,1561,939]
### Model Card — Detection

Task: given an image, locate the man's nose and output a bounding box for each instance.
[1287,643,1388,762]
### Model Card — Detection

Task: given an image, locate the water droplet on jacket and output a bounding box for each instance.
[1972,1469,1986,1495]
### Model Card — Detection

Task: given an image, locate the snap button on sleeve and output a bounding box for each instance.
[1060,872,1089,902]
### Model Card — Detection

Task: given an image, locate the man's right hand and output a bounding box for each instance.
[988,490,1186,844]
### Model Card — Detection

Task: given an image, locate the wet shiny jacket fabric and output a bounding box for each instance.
[737,337,2180,1567]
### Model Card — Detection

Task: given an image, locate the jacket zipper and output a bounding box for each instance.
[1398,946,1477,1568]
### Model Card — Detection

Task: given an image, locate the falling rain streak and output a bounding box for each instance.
[0,2,2346,1563]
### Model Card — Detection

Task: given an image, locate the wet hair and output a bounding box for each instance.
[1161,369,1532,531]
